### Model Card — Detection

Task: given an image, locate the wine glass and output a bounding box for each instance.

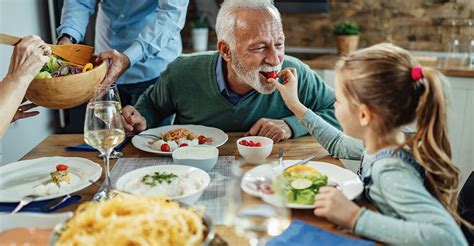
[84,86,125,201]
[93,84,123,159]
[225,162,291,246]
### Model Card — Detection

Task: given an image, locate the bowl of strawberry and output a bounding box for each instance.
[237,136,273,164]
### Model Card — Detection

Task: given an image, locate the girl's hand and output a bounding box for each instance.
[313,187,361,230]
[267,68,307,119]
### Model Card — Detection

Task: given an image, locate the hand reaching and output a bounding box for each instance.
[7,35,51,80]
[96,50,130,87]
[11,100,40,123]
[267,68,308,120]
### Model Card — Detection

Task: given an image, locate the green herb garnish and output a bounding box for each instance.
[142,172,178,187]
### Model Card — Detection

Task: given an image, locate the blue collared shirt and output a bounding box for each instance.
[215,55,257,105]
[57,0,189,85]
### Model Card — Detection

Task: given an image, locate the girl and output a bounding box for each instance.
[268,43,470,245]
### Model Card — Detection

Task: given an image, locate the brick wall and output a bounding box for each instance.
[183,0,474,52]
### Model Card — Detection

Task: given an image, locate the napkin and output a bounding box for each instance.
[64,138,130,152]
[0,195,81,213]
[267,220,375,246]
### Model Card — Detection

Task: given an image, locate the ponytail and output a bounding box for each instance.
[409,67,473,231]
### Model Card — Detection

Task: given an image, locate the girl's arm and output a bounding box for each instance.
[269,68,363,160]
[354,160,468,245]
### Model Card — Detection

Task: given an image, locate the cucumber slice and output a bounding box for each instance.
[290,178,312,190]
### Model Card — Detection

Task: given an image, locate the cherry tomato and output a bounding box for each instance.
[255,142,262,147]
[198,135,207,144]
[56,164,69,171]
[160,143,171,152]
[267,71,278,79]
[248,140,256,147]
[180,143,188,147]
[239,140,249,146]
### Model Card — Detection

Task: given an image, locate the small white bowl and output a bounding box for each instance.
[172,145,219,172]
[237,136,274,164]
[116,165,210,205]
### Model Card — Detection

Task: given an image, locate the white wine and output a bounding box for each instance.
[234,205,291,242]
[92,101,121,127]
[84,129,125,151]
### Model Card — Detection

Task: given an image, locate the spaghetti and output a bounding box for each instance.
[55,195,205,246]
[161,128,197,142]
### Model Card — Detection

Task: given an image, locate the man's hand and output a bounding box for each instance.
[57,36,73,45]
[245,118,292,143]
[121,105,147,134]
[11,101,40,123]
[96,50,130,87]
[313,187,361,230]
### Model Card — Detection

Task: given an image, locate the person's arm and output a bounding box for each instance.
[282,62,340,138]
[354,160,468,245]
[0,36,51,136]
[134,70,176,128]
[123,0,189,67]
[56,0,96,44]
[300,110,363,160]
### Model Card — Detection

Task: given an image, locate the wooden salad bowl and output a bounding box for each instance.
[25,60,107,109]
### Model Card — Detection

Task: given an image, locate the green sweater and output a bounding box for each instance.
[135,51,340,138]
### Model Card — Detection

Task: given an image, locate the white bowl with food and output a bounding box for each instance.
[172,146,219,172]
[237,136,274,164]
[115,165,210,204]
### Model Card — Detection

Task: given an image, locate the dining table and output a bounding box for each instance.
[20,132,374,245]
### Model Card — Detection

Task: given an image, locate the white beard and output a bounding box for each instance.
[231,52,283,94]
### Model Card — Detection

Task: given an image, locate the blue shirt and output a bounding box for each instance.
[215,55,257,105]
[57,0,189,85]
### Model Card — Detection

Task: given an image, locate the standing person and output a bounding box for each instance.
[0,35,51,136]
[57,0,189,106]
[270,43,470,244]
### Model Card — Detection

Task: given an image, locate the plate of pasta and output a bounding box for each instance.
[131,125,228,156]
[51,193,214,245]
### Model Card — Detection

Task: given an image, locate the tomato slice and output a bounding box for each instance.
[56,164,69,171]
[179,143,188,147]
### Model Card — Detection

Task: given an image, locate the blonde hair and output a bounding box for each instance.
[336,43,472,230]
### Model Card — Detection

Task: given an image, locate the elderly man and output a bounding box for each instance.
[122,0,340,142]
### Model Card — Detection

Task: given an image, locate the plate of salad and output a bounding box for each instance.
[241,160,363,209]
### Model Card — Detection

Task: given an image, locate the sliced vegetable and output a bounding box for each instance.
[35,71,52,79]
[56,164,69,171]
[82,63,94,73]
[290,178,312,190]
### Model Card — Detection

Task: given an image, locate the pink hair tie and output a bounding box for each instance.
[411,65,423,81]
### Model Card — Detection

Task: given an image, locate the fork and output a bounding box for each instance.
[278,147,284,170]
[136,133,162,140]
[11,194,38,214]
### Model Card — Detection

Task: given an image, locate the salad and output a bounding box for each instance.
[280,165,328,205]
[35,55,94,79]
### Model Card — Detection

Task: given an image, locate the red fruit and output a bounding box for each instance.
[248,140,256,147]
[180,143,189,147]
[266,71,278,79]
[255,142,262,147]
[56,164,69,171]
[239,140,249,146]
[198,135,207,144]
[160,143,171,152]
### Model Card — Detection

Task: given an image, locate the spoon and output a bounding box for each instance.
[11,194,38,214]
[0,33,94,65]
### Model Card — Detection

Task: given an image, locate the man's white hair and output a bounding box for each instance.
[215,0,282,46]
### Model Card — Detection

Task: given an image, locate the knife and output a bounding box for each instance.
[283,153,319,171]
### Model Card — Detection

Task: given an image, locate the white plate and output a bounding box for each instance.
[241,160,363,209]
[131,124,229,156]
[0,212,73,231]
[115,165,210,204]
[0,156,102,202]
